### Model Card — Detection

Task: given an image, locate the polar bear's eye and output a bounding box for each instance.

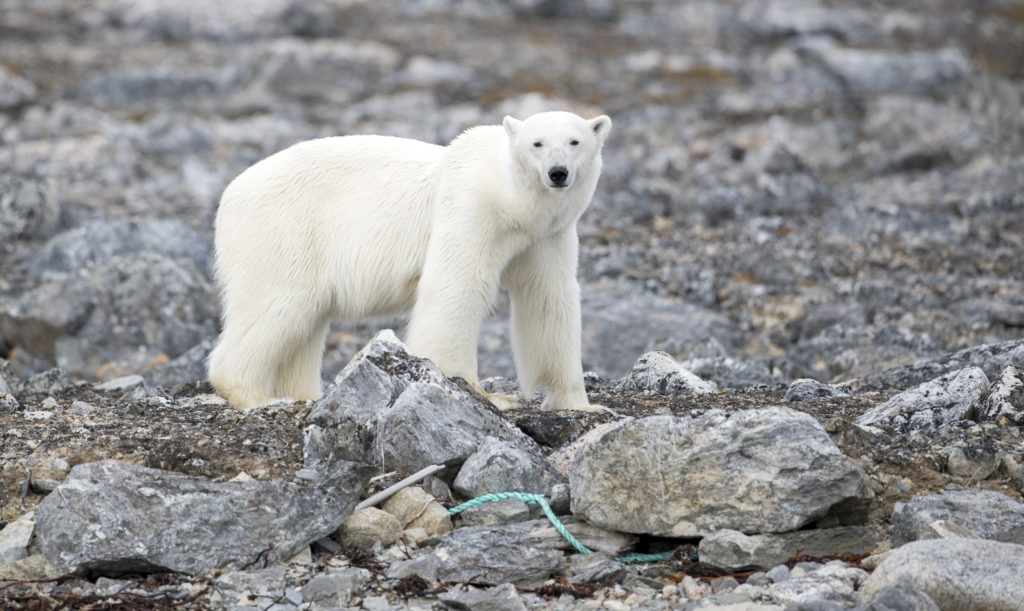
[533,141,543,148]
[570,139,580,146]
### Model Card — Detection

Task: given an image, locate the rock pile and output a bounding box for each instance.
[4,335,1024,609]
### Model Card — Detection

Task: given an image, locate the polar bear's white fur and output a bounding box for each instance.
[207,110,611,412]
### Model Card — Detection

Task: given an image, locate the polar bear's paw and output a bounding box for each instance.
[540,393,617,415]
[484,392,522,412]
[558,403,616,415]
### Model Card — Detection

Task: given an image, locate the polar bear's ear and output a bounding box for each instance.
[589,115,612,144]
[503,116,521,138]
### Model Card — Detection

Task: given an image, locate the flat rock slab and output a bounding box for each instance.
[861,539,1024,611]
[699,526,877,571]
[35,460,371,576]
[387,524,564,588]
[569,407,872,537]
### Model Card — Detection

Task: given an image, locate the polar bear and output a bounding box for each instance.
[207,110,611,412]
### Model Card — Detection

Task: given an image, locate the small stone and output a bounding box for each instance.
[945,445,999,481]
[336,507,402,549]
[381,486,451,535]
[0,510,35,563]
[916,520,979,541]
[0,553,60,581]
[94,375,146,392]
[567,552,627,584]
[68,400,97,414]
[456,498,531,527]
[439,582,528,611]
[784,378,849,402]
[300,568,370,606]
[0,393,18,413]
[681,575,711,599]
[618,351,717,396]
[766,564,790,583]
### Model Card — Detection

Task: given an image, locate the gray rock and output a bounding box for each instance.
[678,355,781,390]
[766,564,790,583]
[570,407,873,537]
[0,65,37,110]
[798,38,972,97]
[35,460,371,575]
[93,375,145,392]
[456,498,531,527]
[300,568,370,607]
[439,582,528,611]
[143,338,214,389]
[916,519,979,541]
[860,539,1024,611]
[581,285,744,378]
[307,331,541,479]
[0,174,60,248]
[784,378,848,402]
[1,253,218,380]
[976,365,1024,425]
[846,339,1024,393]
[0,392,17,413]
[860,577,940,611]
[891,489,1024,547]
[11,368,74,398]
[854,367,989,433]
[104,0,336,41]
[566,551,627,584]
[739,1,877,44]
[0,510,35,563]
[618,351,717,396]
[336,507,402,549]
[453,436,567,506]
[768,560,867,608]
[212,567,288,603]
[260,39,401,104]
[22,217,213,282]
[387,525,564,588]
[944,444,1000,481]
[377,382,530,475]
[698,526,876,571]
[792,324,943,385]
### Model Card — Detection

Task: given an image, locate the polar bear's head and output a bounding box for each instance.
[503,111,612,190]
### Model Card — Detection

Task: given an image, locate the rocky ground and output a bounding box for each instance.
[2,0,1024,609]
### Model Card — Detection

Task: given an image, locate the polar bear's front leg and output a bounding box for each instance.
[503,229,606,413]
[406,229,501,396]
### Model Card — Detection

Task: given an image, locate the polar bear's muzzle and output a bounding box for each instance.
[547,165,570,188]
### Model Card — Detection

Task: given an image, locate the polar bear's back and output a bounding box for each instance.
[214,135,445,318]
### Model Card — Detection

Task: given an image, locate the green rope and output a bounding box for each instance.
[448,492,673,563]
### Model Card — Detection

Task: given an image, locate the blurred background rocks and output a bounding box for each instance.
[1,0,1022,389]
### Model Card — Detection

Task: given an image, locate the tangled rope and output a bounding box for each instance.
[448,492,672,563]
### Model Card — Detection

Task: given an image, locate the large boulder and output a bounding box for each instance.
[35,460,371,576]
[305,331,543,479]
[569,407,872,537]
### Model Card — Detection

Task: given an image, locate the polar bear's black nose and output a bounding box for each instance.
[548,166,569,186]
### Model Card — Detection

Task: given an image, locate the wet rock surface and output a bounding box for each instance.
[2,0,1024,608]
